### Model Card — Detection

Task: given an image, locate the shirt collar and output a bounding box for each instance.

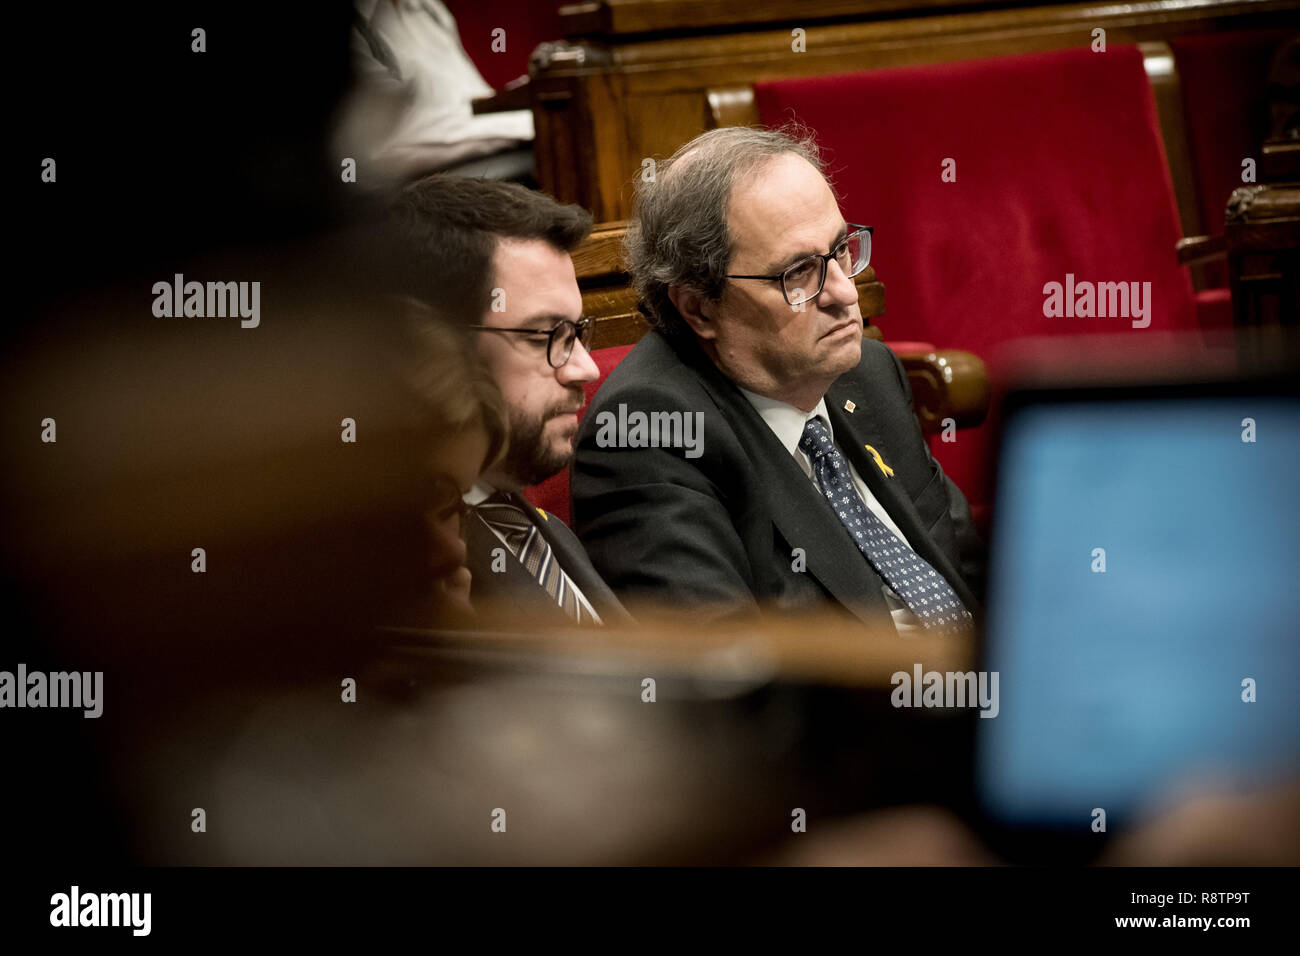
[737,387,831,458]
[463,481,497,506]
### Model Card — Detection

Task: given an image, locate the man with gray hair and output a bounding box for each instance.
[571,126,983,633]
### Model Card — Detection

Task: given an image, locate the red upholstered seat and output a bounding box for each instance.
[522,344,633,523]
[755,45,1206,517]
[1194,287,1234,330]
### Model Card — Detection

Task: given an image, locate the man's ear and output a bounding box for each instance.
[668,284,717,341]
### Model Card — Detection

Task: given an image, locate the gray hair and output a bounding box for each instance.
[625,124,830,339]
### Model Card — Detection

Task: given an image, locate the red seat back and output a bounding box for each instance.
[442,1,563,91]
[755,46,1202,517]
[522,344,633,522]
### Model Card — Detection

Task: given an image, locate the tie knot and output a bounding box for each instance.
[798,416,834,459]
[475,491,532,528]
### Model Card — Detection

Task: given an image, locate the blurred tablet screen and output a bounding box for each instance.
[978,392,1300,827]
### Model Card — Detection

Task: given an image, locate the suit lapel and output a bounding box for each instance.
[666,335,893,625]
[525,499,633,623]
[465,512,570,622]
[764,456,895,625]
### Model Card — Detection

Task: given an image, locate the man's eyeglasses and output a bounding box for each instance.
[726,224,873,307]
[467,317,594,368]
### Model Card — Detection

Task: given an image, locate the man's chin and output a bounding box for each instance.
[827,331,863,375]
[502,463,564,490]
[510,445,574,489]
[544,440,576,475]
[548,416,579,447]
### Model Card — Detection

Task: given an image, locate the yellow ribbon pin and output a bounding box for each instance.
[535,507,549,521]
[863,444,894,478]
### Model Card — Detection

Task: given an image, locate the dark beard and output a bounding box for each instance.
[500,393,583,487]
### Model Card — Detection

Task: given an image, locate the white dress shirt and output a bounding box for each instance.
[344,0,533,181]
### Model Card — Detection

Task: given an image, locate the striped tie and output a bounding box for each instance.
[474,492,586,624]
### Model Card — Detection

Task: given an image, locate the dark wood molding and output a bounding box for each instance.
[1223,183,1300,362]
[561,0,1059,38]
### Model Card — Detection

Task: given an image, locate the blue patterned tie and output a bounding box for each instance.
[799,417,972,635]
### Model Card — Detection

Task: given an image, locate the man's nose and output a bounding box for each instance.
[820,257,859,307]
[556,337,600,385]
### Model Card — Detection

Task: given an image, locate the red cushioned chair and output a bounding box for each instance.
[754,45,1209,519]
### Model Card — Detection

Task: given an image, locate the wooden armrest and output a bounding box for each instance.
[471,77,532,115]
[895,349,990,434]
[1176,233,1227,266]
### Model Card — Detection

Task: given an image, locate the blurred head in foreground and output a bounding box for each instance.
[387,296,509,618]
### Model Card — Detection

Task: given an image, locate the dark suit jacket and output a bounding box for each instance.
[571,330,985,626]
[465,496,633,626]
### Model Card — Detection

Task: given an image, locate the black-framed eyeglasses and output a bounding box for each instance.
[726,224,873,307]
[467,317,594,368]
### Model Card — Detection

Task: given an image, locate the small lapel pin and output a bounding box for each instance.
[843,400,856,413]
[863,444,894,478]
[535,507,549,521]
